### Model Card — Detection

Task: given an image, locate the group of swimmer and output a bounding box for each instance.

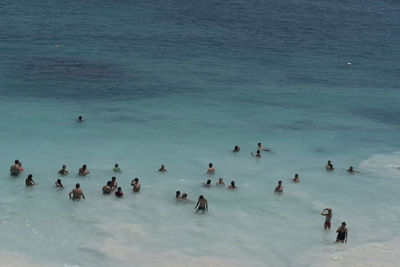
[11,116,355,240]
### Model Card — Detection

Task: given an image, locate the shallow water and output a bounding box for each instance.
[1,0,400,266]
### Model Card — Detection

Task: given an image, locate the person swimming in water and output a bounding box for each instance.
[257,142,271,152]
[158,164,167,172]
[25,174,38,186]
[228,181,237,189]
[216,178,225,186]
[195,195,208,213]
[336,222,348,243]
[103,181,112,194]
[321,208,332,230]
[78,116,84,122]
[115,187,123,197]
[176,191,182,200]
[113,163,121,172]
[10,160,20,176]
[69,183,85,200]
[181,193,193,202]
[55,179,63,188]
[233,146,240,152]
[203,179,212,187]
[274,180,283,193]
[326,160,334,170]
[207,163,215,175]
[131,178,141,192]
[58,165,69,175]
[293,173,299,183]
[347,166,360,173]
[251,150,261,158]
[78,164,89,176]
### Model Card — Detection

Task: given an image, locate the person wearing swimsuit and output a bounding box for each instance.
[336,222,348,243]
[195,195,208,213]
[321,208,332,229]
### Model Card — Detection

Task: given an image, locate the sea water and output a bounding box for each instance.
[1,0,400,266]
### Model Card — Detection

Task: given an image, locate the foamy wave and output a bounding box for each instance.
[303,238,400,267]
[360,152,400,178]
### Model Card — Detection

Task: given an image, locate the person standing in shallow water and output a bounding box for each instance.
[10,160,20,176]
[69,183,85,200]
[233,146,240,152]
[131,178,141,192]
[203,179,212,187]
[321,208,332,230]
[195,195,208,213]
[216,178,225,186]
[58,165,69,175]
[336,222,348,243]
[274,180,283,193]
[293,174,299,183]
[115,187,123,197]
[79,164,89,176]
[326,160,334,170]
[25,174,38,186]
[158,164,167,172]
[113,163,121,172]
[207,163,215,175]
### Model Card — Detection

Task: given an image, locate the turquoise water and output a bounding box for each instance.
[1,0,400,266]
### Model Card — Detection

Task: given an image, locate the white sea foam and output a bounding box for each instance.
[304,238,400,267]
[360,152,400,178]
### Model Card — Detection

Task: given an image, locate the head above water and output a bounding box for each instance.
[176,191,181,197]
[57,179,61,183]
[15,160,20,164]
[117,187,121,191]
[295,173,299,178]
[231,181,235,186]
[207,179,211,184]
[182,193,187,198]
[219,178,223,182]
[199,195,204,200]
[349,166,353,171]
[76,183,80,189]
[62,165,66,169]
[82,164,87,169]
[342,222,346,226]
[258,142,261,147]
[134,178,139,182]
[278,180,282,184]
[115,163,119,167]
[107,181,112,186]
[234,146,239,150]
[78,116,82,121]
[111,177,116,181]
[209,163,213,168]
[27,174,33,180]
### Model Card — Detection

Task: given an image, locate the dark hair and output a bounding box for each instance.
[83,164,87,168]
[27,174,33,179]
[57,179,61,183]
[78,116,82,120]
[76,183,80,188]
[62,165,66,168]
[182,193,187,198]
[117,187,121,191]
[278,180,282,184]
[15,160,19,164]
[231,181,235,186]
[134,178,139,182]
[112,176,116,180]
[209,163,213,168]
[258,142,261,146]
[199,195,204,199]
[115,163,118,167]
[207,179,211,184]
[107,181,112,186]
[176,191,181,197]
[234,146,238,149]
[342,222,346,226]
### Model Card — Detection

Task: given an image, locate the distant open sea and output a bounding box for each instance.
[1,0,400,266]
